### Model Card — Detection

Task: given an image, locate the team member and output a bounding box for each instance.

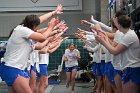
[64,43,80,93]
[0,12,59,93]
[36,36,68,93]
[23,4,64,92]
[95,15,140,93]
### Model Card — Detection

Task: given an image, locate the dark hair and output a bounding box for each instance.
[9,15,40,37]
[117,15,131,28]
[115,10,127,17]
[111,19,118,30]
[68,43,76,48]
[21,15,40,30]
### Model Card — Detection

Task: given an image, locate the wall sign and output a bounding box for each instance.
[0,0,82,12]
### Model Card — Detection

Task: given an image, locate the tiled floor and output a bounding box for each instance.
[49,82,93,93]
[0,81,93,93]
[0,81,7,93]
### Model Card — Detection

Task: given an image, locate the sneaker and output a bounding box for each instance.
[89,79,94,83]
[66,82,69,88]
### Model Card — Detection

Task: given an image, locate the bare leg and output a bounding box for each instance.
[111,83,117,93]
[71,69,77,92]
[29,70,37,92]
[104,75,113,93]
[66,72,71,88]
[96,76,103,93]
[38,75,48,93]
[13,75,32,93]
[114,74,122,93]
[122,80,139,93]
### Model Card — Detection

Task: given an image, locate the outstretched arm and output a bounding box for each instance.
[29,18,59,42]
[39,4,63,24]
[90,15,112,32]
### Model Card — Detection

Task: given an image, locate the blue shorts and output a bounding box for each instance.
[37,64,48,77]
[96,60,105,76]
[113,69,123,78]
[91,62,97,75]
[122,67,140,85]
[65,65,78,72]
[95,63,102,76]
[105,62,115,84]
[24,63,37,77]
[100,60,105,76]
[24,68,31,77]
[0,64,29,86]
[31,63,36,72]
[0,62,5,77]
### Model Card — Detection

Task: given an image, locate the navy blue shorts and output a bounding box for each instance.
[113,69,123,78]
[0,62,5,77]
[122,67,140,85]
[96,63,102,76]
[105,62,115,84]
[24,68,30,77]
[24,63,37,77]
[65,65,78,72]
[100,60,105,76]
[31,63,36,72]
[91,62,97,75]
[37,64,48,77]
[0,64,29,86]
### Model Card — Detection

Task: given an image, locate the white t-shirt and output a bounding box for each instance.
[4,25,34,70]
[112,30,124,70]
[120,30,140,70]
[64,49,80,67]
[26,40,37,70]
[39,53,49,65]
[84,40,97,48]
[86,44,101,63]
[28,40,39,65]
[102,46,113,63]
[100,45,105,61]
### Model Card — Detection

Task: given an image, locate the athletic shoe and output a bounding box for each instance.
[66,82,69,88]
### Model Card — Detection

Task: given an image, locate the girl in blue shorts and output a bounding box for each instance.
[96,15,140,93]
[64,43,80,93]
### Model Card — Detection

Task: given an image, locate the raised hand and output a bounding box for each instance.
[95,31,108,45]
[48,18,59,28]
[54,4,64,15]
[81,20,92,25]
[81,20,88,24]
[55,20,65,28]
[58,23,68,32]
[90,15,94,22]
[83,45,88,49]
[62,26,69,33]
[94,24,106,36]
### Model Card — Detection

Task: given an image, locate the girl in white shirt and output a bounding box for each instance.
[96,15,140,93]
[64,43,80,93]
[0,11,60,93]
[36,36,68,93]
